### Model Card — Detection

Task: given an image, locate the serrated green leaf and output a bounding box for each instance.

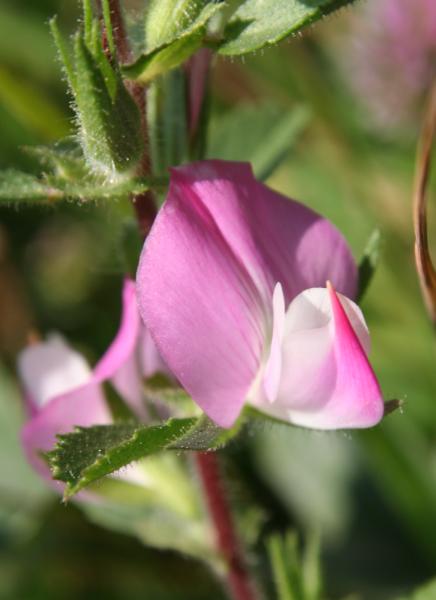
[47,413,241,498]
[172,414,241,451]
[218,0,357,56]
[208,104,309,180]
[357,229,381,301]
[126,3,221,83]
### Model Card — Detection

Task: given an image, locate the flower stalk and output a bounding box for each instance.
[195,452,258,600]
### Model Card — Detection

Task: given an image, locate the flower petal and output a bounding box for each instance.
[17,334,92,411]
[169,160,358,304]
[137,171,267,428]
[263,283,285,403]
[252,286,384,429]
[21,382,110,484]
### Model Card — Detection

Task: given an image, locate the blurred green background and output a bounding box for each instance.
[1,1,436,598]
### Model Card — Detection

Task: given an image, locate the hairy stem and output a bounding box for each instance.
[99,0,156,235]
[195,452,258,600]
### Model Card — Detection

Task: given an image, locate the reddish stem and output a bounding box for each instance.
[195,452,258,600]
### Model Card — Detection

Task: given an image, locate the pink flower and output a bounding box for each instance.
[18,278,167,484]
[137,160,384,430]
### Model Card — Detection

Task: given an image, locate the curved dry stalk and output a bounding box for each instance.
[413,80,436,324]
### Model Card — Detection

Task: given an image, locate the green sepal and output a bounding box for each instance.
[72,34,143,176]
[50,17,143,179]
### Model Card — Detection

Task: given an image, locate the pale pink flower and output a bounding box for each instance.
[18,278,167,484]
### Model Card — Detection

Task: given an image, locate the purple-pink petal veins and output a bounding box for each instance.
[169,161,358,305]
[137,173,266,428]
[138,160,360,427]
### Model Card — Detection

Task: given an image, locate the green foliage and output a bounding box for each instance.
[82,453,217,562]
[0,141,162,204]
[208,104,309,180]
[357,229,381,301]
[397,578,436,600]
[47,414,240,499]
[267,531,323,600]
[50,17,143,179]
[126,2,221,83]
[218,0,358,55]
[0,66,69,141]
[147,69,189,176]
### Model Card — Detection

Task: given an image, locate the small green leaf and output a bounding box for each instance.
[48,418,195,498]
[101,0,116,57]
[357,229,381,301]
[218,0,358,56]
[0,170,62,203]
[24,140,89,181]
[126,2,222,83]
[47,413,240,499]
[50,17,76,89]
[173,414,242,451]
[0,166,154,205]
[208,104,309,180]
[145,0,218,49]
